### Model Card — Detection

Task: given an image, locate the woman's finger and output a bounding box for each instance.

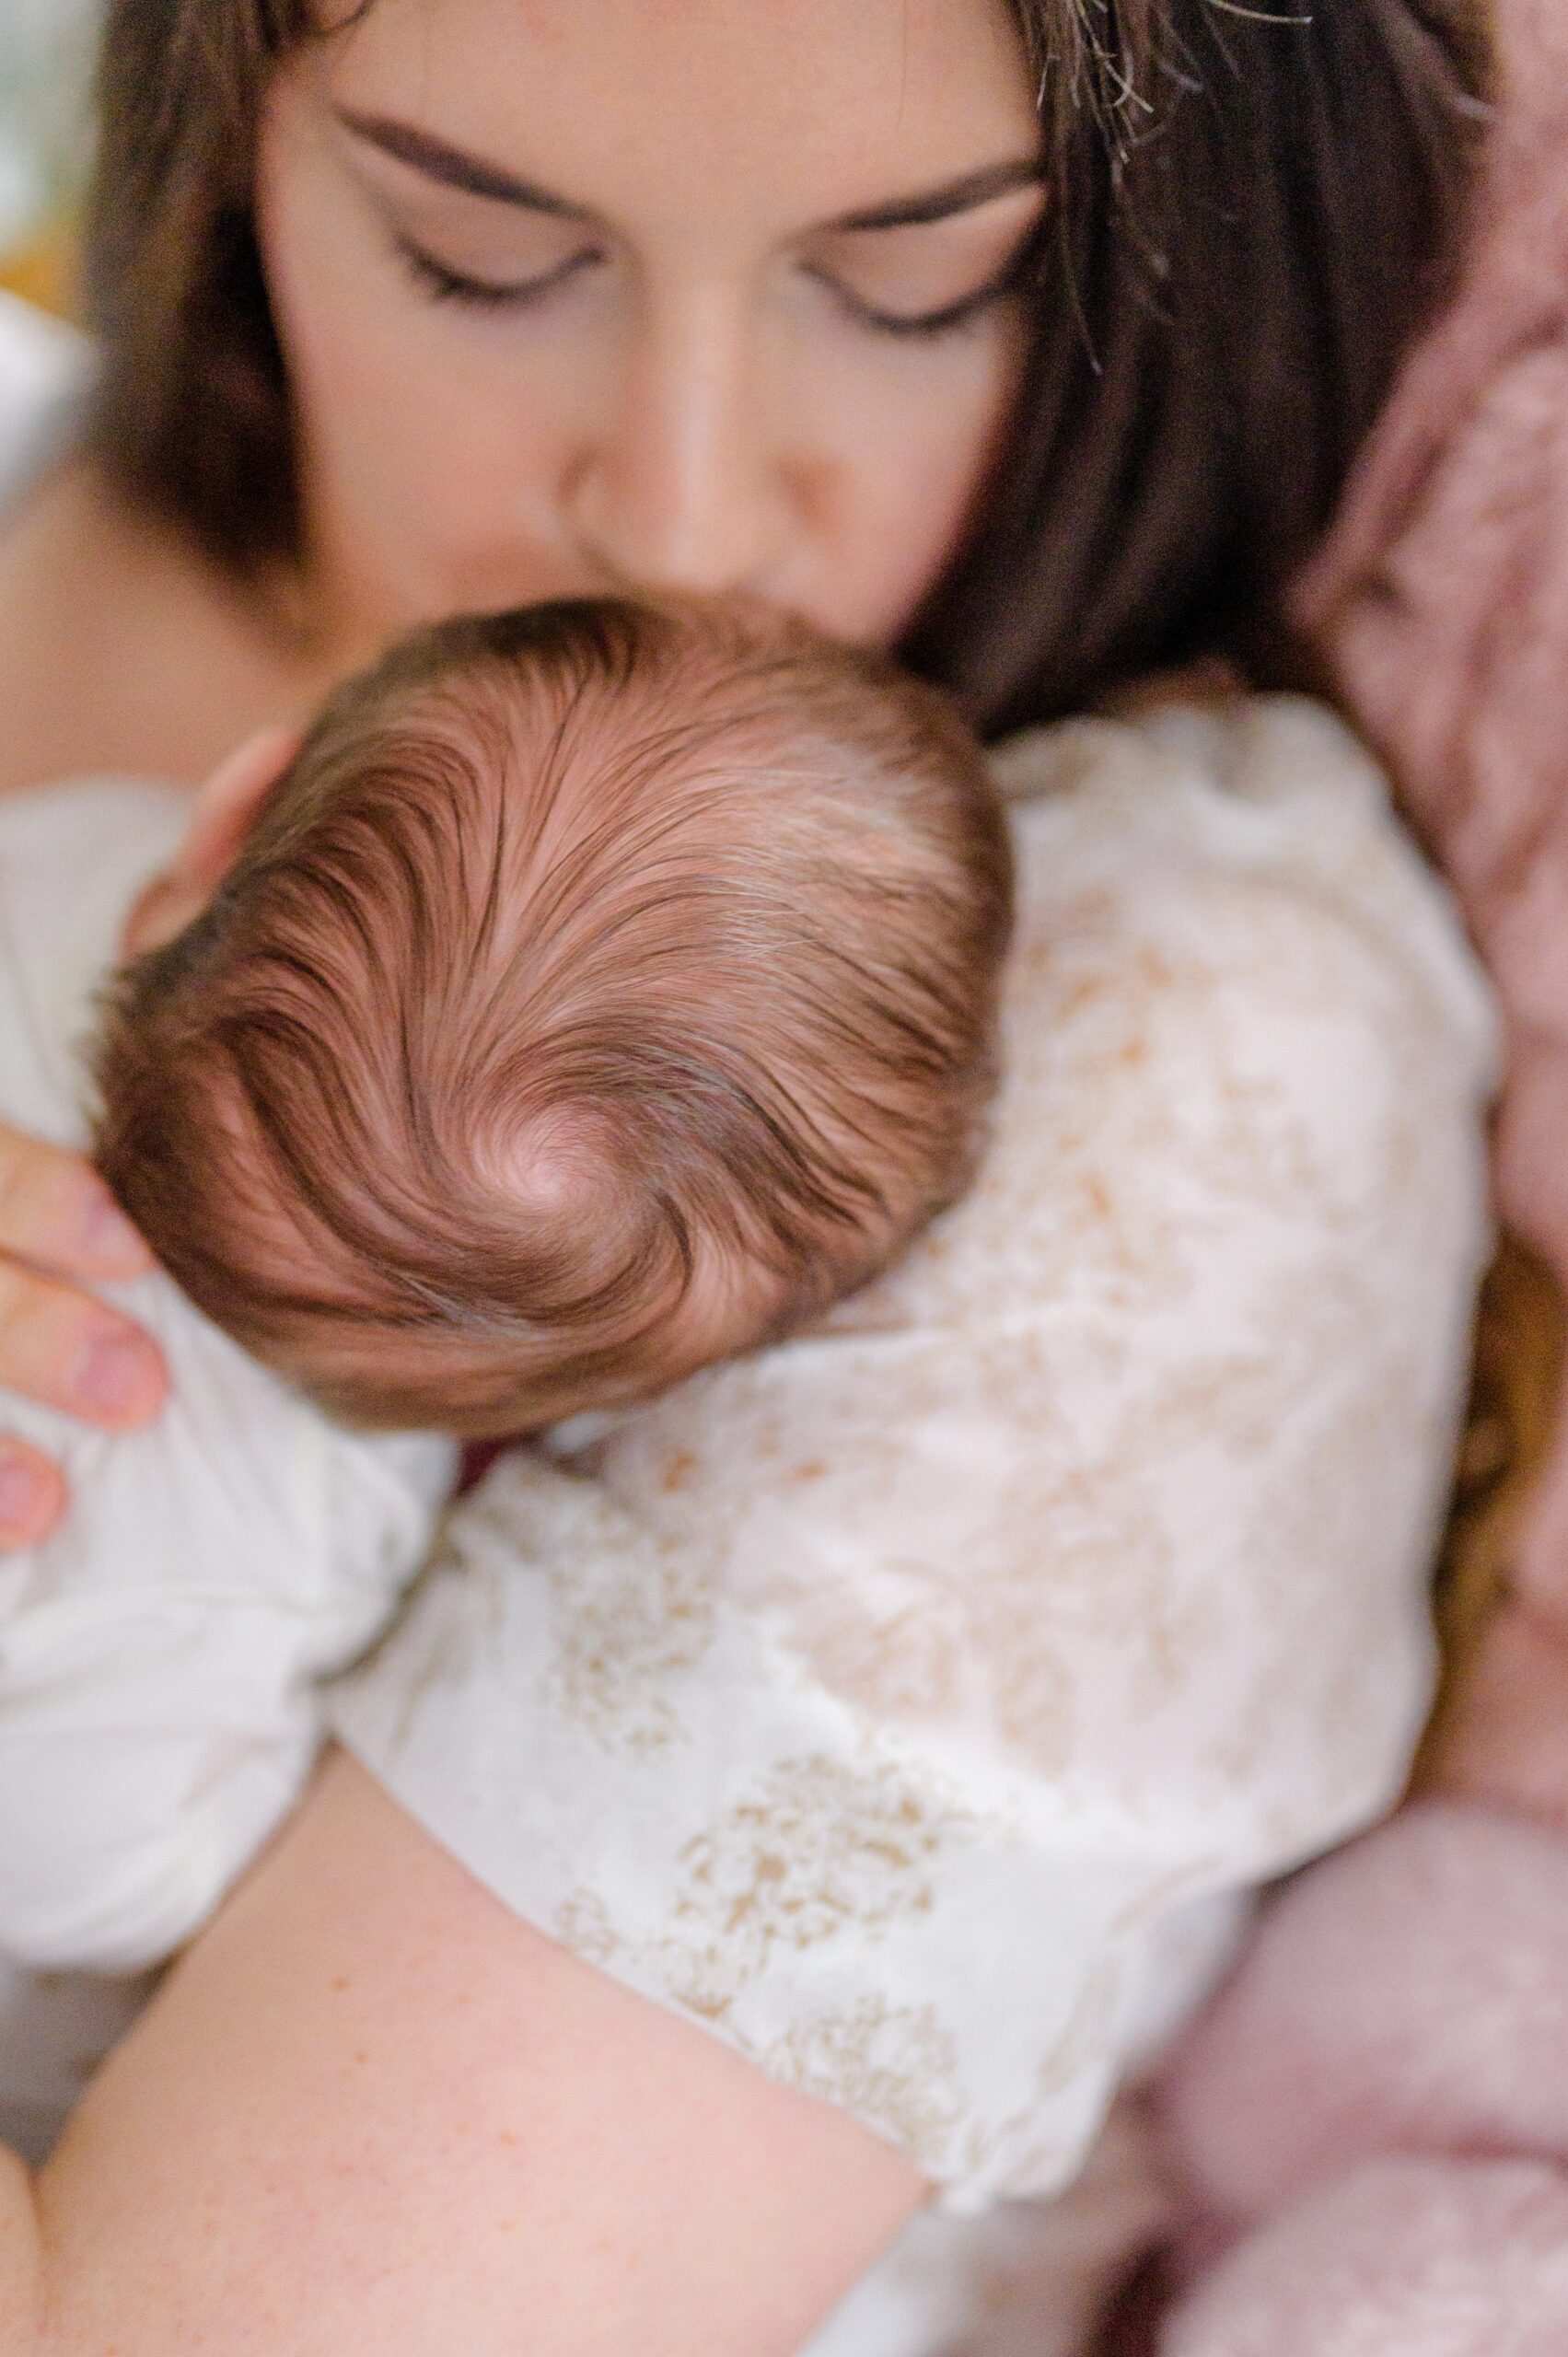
[0,1435,66,1547]
[0,1120,153,1281]
[0,1260,167,1430]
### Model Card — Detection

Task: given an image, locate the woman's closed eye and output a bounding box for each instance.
[800,250,1034,340]
[336,107,610,316]
[799,190,1047,340]
[387,223,607,312]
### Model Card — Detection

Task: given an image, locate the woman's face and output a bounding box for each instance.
[257,0,1043,655]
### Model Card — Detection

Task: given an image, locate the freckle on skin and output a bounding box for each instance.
[331,1976,349,1992]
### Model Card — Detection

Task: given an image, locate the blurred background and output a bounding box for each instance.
[0,0,99,314]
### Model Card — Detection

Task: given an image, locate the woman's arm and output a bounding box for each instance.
[6,1747,923,2357]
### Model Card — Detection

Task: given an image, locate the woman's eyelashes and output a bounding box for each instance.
[804,254,1033,340]
[388,226,604,310]
[386,224,1036,341]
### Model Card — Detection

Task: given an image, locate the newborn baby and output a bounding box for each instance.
[0,593,1009,1976]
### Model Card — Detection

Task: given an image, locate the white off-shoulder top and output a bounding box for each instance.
[333,692,1498,2212]
[0,290,1499,2340]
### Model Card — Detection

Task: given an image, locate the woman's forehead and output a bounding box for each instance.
[313,0,1040,236]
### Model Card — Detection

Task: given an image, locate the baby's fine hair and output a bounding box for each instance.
[94,598,1012,1434]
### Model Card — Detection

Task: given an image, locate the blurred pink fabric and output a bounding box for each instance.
[1155,1805,1568,2356]
[1298,0,1568,1815]
[1146,16,1568,2347]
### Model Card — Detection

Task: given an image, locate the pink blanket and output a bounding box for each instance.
[1299,0,1568,1810]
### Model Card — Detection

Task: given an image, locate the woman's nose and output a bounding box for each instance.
[559,296,800,602]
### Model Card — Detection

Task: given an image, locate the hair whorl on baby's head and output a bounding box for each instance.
[93,597,1012,1434]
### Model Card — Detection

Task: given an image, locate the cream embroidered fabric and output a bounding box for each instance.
[333,694,1498,2214]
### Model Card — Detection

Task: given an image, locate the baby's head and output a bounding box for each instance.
[94,598,1010,1435]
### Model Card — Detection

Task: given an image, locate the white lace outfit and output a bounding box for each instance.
[0,288,1500,2351]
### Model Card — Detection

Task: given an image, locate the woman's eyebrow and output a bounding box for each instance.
[824,160,1044,233]
[336,110,1040,234]
[336,110,598,221]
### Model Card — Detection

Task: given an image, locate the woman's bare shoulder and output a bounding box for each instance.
[0,461,303,794]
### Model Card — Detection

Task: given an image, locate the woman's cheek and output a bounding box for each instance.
[288,342,553,632]
[332,354,575,621]
[810,318,1028,646]
[261,165,585,623]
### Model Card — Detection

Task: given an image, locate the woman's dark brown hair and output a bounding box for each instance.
[84,0,1487,736]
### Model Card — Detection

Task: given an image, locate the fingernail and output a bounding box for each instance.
[75,1330,163,1425]
[0,1446,44,1538]
[76,1189,153,1274]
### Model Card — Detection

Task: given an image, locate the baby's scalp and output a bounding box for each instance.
[94,597,1012,1434]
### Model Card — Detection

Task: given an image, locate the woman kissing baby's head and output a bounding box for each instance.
[91,595,1011,1435]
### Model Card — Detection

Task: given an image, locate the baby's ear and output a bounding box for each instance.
[177,726,304,898]
[122,727,302,958]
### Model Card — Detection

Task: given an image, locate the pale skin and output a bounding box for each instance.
[0,0,1049,2344]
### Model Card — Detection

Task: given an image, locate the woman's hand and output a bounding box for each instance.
[0,1120,167,1546]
